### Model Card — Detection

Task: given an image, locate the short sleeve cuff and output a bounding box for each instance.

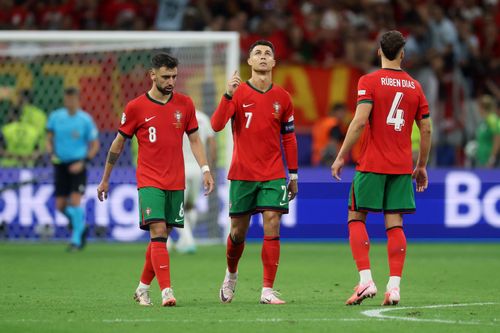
[118,130,132,139]
[357,99,373,105]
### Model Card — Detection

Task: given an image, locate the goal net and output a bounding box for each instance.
[0,31,239,243]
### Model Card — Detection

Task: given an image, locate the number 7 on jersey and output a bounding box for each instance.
[386,92,405,131]
[245,112,253,128]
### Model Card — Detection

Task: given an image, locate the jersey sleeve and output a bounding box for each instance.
[118,102,138,138]
[280,93,298,173]
[356,75,373,105]
[185,98,198,135]
[415,83,430,120]
[211,93,236,132]
[280,94,295,135]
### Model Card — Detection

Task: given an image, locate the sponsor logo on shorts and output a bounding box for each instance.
[175,218,184,223]
[145,207,151,216]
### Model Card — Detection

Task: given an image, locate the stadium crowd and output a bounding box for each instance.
[0,0,498,167]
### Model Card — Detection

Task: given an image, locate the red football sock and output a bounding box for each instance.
[348,221,371,271]
[140,242,155,285]
[151,239,171,290]
[226,235,245,274]
[262,236,280,288]
[387,227,406,276]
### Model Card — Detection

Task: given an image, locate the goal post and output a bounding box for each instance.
[0,31,239,243]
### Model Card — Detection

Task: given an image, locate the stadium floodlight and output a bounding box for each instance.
[0,31,239,243]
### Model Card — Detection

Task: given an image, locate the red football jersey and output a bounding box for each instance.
[211,82,298,181]
[119,93,198,190]
[356,69,430,174]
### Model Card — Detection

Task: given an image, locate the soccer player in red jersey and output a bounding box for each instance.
[331,31,432,306]
[211,40,298,305]
[96,53,215,307]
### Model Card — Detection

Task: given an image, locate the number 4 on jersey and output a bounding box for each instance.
[386,92,405,131]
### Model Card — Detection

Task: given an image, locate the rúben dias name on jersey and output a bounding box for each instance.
[380,77,415,89]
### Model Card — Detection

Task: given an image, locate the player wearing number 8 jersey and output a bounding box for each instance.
[331,31,432,306]
[212,40,298,304]
[96,53,214,307]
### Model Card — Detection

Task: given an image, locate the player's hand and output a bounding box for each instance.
[287,179,298,201]
[331,157,345,181]
[97,180,109,201]
[69,160,84,174]
[226,70,241,97]
[203,171,215,196]
[412,166,428,192]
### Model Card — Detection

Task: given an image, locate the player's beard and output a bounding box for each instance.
[254,62,271,74]
[156,82,173,96]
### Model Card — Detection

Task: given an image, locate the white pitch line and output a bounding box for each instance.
[361,302,499,326]
[0,318,371,324]
[101,318,370,323]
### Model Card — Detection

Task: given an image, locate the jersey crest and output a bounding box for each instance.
[273,102,281,119]
[173,110,183,128]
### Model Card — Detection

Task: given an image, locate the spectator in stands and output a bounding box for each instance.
[404,14,439,149]
[155,0,189,31]
[312,103,349,166]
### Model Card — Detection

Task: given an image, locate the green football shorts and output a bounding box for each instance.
[229,179,289,217]
[138,187,185,230]
[348,171,416,213]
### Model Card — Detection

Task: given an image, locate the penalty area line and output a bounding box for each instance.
[361,302,499,326]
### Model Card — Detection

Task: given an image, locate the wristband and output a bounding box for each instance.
[201,165,210,173]
[289,173,298,180]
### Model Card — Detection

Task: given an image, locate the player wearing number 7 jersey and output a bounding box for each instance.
[96,53,214,307]
[331,31,432,306]
[211,40,298,305]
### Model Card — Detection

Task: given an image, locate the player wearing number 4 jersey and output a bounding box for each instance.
[97,53,214,307]
[331,30,432,306]
[211,40,298,305]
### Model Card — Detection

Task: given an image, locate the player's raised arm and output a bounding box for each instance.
[331,102,372,180]
[211,71,240,132]
[97,133,126,201]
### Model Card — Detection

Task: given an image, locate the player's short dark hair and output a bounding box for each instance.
[64,87,79,96]
[248,40,275,57]
[380,30,406,61]
[151,53,178,69]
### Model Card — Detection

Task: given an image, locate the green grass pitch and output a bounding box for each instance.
[1,242,499,333]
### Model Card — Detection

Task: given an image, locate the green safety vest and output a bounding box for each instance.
[1,121,40,167]
[20,104,47,149]
[476,113,500,166]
